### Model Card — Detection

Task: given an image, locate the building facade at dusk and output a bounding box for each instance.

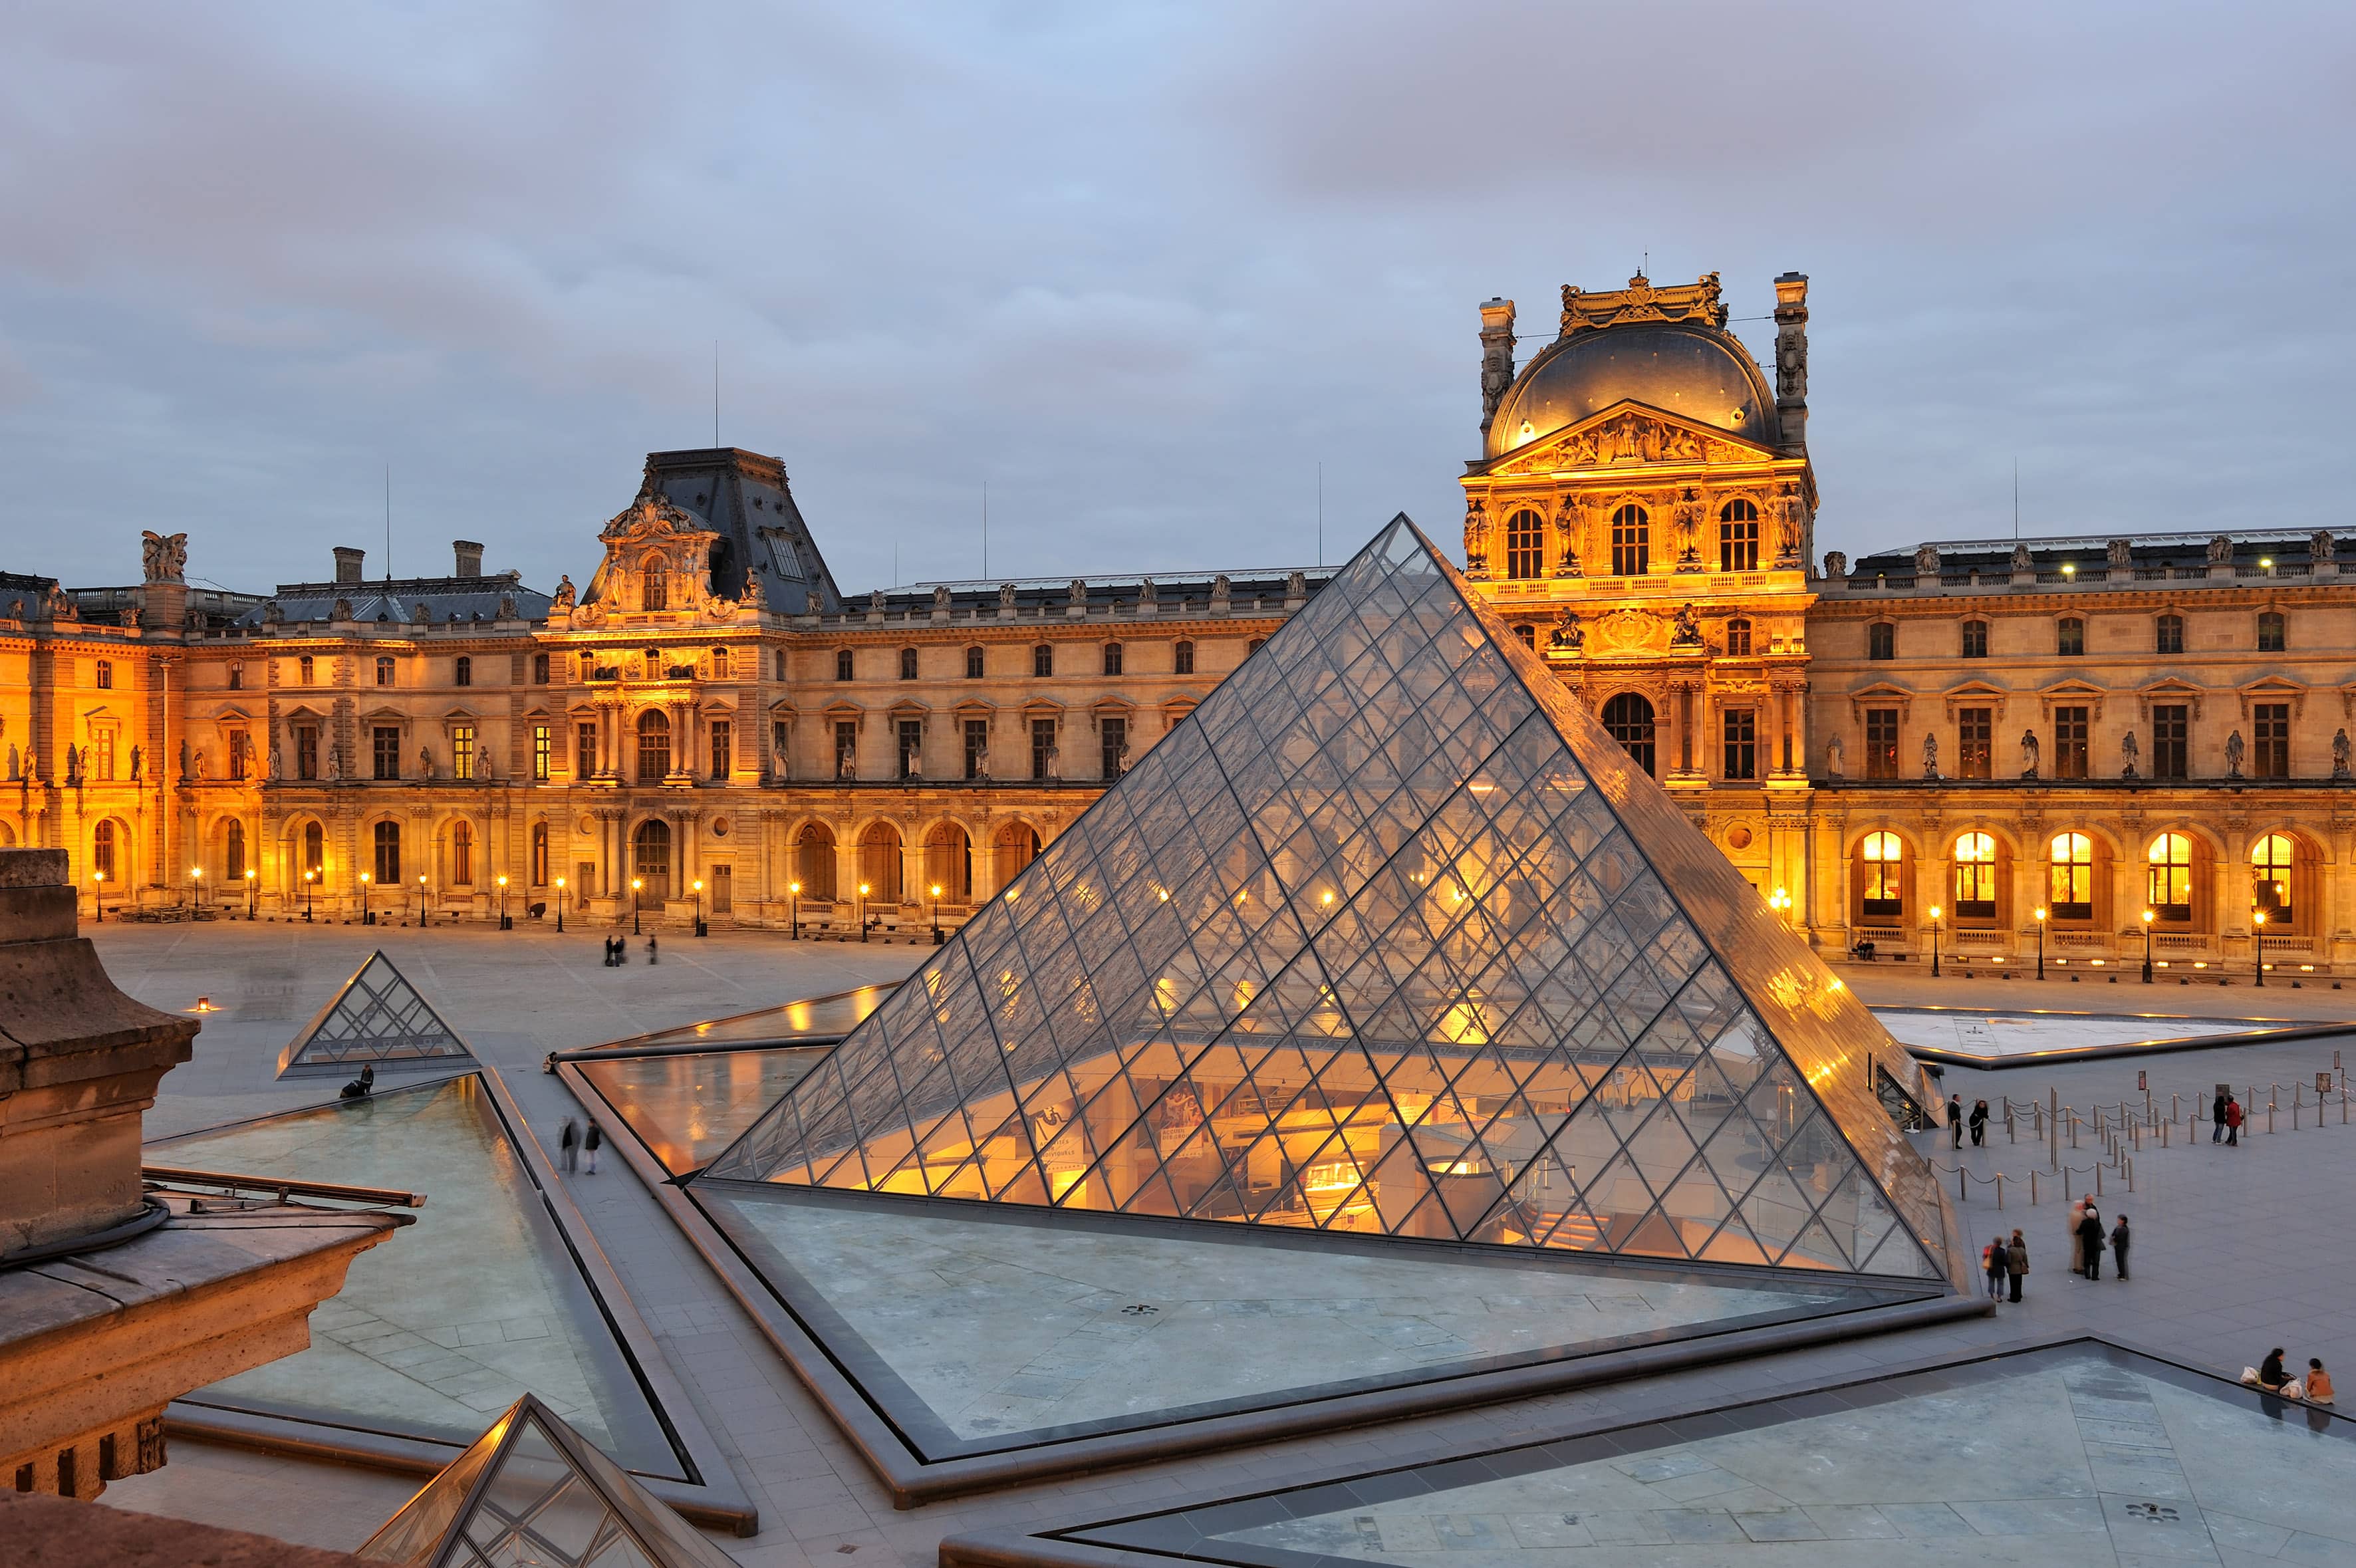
[6,270,2352,976]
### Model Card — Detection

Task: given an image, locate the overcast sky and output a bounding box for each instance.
[3,3,2351,596]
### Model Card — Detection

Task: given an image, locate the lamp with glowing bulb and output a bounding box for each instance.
[2034,905,2047,979]
[1928,903,1943,978]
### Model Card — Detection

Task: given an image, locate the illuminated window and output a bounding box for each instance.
[2147,832,2193,920]
[452,722,475,781]
[636,710,670,781]
[1861,831,1903,917]
[1725,617,1751,656]
[93,819,117,882]
[1958,707,1992,779]
[2258,610,2286,652]
[1718,499,1759,572]
[2252,833,2293,921]
[1504,509,1545,579]
[2057,618,2084,656]
[1952,832,1997,917]
[1960,620,1987,658]
[1609,505,1649,577]
[1601,693,1655,776]
[2156,614,2183,654]
[1867,622,1895,660]
[533,725,551,781]
[2049,832,2095,919]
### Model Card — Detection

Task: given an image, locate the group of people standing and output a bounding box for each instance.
[2212,1089,2246,1144]
[559,1116,602,1174]
[1946,1095,1994,1148]
[2067,1196,2128,1280]
[1982,1229,2029,1302]
[602,934,657,967]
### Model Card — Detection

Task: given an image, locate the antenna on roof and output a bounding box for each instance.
[714,340,720,448]
[982,481,989,579]
[384,464,392,581]
[2013,457,2020,540]
[1317,460,1323,568]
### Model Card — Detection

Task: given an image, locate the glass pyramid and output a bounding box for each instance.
[357,1395,739,1568]
[702,517,1949,1281]
[278,950,477,1077]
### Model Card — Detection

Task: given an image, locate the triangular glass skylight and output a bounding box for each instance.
[702,516,1949,1281]
[277,950,476,1077]
[356,1395,739,1568]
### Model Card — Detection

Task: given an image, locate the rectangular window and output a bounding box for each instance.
[2151,705,2188,779]
[2156,616,2184,654]
[1101,716,1127,779]
[296,726,319,781]
[298,656,315,686]
[836,648,854,681]
[1718,515,1758,573]
[575,722,597,779]
[2057,618,2084,656]
[1031,718,1057,779]
[533,653,549,684]
[2258,612,2286,652]
[2053,706,2089,779]
[1611,509,1648,577]
[1957,707,1992,779]
[1865,709,1899,780]
[1721,708,1756,781]
[2254,702,2290,779]
[710,719,731,781]
[1961,621,1987,658]
[533,725,551,781]
[92,731,116,782]
[710,864,732,914]
[452,723,475,781]
[1103,643,1124,676]
[896,719,923,779]
[229,664,243,691]
[1174,640,1194,675]
[376,657,395,686]
[373,727,401,781]
[94,660,113,690]
[1867,623,1895,660]
[834,720,858,779]
[964,718,989,779]
[1033,644,1054,678]
[225,733,245,781]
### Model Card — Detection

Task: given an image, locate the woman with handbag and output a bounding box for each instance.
[2006,1230,2028,1303]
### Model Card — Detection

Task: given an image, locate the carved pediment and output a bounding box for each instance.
[599,487,717,550]
[1592,608,1665,655]
[1492,403,1779,477]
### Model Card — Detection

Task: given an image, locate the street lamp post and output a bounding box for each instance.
[360,870,372,925]
[2141,907,2156,982]
[190,866,203,912]
[788,880,801,940]
[416,872,426,928]
[2254,908,2268,987]
[930,882,943,944]
[554,876,565,933]
[245,867,258,920]
[631,878,643,936]
[91,870,104,923]
[303,868,315,922]
[497,873,510,930]
[2035,906,2047,979]
[692,878,706,938]
[1767,886,1792,927]
[1928,904,1943,978]
[858,882,870,943]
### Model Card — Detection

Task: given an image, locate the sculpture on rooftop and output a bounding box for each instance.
[140,531,188,585]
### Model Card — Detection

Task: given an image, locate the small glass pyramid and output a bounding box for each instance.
[702,516,1948,1280]
[356,1396,738,1568]
[277,950,477,1077]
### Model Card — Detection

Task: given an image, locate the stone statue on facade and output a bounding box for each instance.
[128,744,142,783]
[1914,543,1940,575]
[2208,535,2234,564]
[1549,612,1584,652]
[497,592,517,620]
[419,745,434,781]
[477,743,493,781]
[192,749,206,781]
[551,575,576,612]
[932,584,952,616]
[2120,729,2139,779]
[327,745,342,781]
[269,743,282,781]
[178,739,192,779]
[2226,729,2246,779]
[65,743,80,786]
[1211,574,1231,614]
[1920,732,1938,779]
[1068,579,1088,613]
[262,600,284,626]
[1824,733,1843,779]
[2314,530,2337,567]
[1822,551,1848,579]
[999,583,1018,615]
[1551,495,1583,577]
[868,589,886,616]
[140,531,188,584]
[1670,604,1703,646]
[1462,499,1490,577]
[2010,543,2032,573]
[1139,577,1158,609]
[1045,744,1061,782]
[2335,728,2353,781]
[2108,537,2133,569]
[2019,729,2039,779]
[4,743,17,782]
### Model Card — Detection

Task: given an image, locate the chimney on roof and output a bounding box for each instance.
[1478,298,1517,438]
[332,547,365,585]
[1773,272,1809,455]
[452,541,483,579]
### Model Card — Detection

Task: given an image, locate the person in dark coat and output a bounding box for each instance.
[2226,1095,2243,1146]
[560,1116,579,1173]
[1984,1235,2009,1303]
[1948,1096,1964,1148]
[2110,1213,2130,1281]
[2078,1205,2106,1279]
[1968,1100,1990,1147]
[584,1122,602,1174]
[2006,1230,2028,1303]
[2258,1347,2293,1392]
[2212,1089,2228,1143]
[646,934,659,965]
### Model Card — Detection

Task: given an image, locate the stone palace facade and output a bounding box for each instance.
[6,269,2353,974]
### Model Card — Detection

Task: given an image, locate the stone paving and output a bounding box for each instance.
[88,922,2356,1567]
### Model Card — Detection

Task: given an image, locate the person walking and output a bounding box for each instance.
[2109,1213,2131,1281]
[2212,1088,2228,1143]
[1984,1236,2009,1303]
[2006,1230,2028,1303]
[560,1116,579,1174]
[1948,1095,1964,1148]
[646,934,659,966]
[584,1121,602,1175]
[2226,1095,2244,1146]
[2066,1199,2087,1275]
[2078,1204,2106,1280]
[1968,1099,1990,1148]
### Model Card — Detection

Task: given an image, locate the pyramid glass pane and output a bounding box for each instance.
[596,983,896,1051]
[703,517,1950,1281]
[150,1077,683,1476]
[576,1047,835,1176]
[277,950,476,1077]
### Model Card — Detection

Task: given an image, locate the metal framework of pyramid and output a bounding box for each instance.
[356,1395,737,1568]
[277,950,477,1078]
[703,517,1949,1281]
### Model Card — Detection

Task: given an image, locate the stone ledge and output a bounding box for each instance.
[1,1491,364,1567]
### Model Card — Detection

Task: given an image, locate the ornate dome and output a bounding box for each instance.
[1486,322,1781,459]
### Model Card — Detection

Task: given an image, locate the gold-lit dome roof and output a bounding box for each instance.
[1486,321,1781,459]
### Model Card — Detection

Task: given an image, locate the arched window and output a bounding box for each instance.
[899,646,918,680]
[858,822,904,904]
[1601,693,1656,776]
[95,660,113,690]
[636,710,671,782]
[1867,622,1896,660]
[1504,509,1545,579]
[1033,643,1055,678]
[376,656,394,686]
[450,820,474,886]
[795,822,837,901]
[835,648,854,681]
[632,819,672,901]
[643,568,668,611]
[1103,642,1124,676]
[924,822,973,902]
[2252,833,2295,921]
[1174,640,1194,675]
[2155,614,2184,654]
[1609,505,1649,577]
[2047,832,2095,919]
[530,822,549,886]
[374,821,402,885]
[2258,610,2286,652]
[2147,832,2193,920]
[93,819,117,884]
[1725,617,1752,656]
[993,821,1041,888]
[224,820,247,883]
[1952,832,1996,917]
[1717,499,1759,572]
[454,656,472,688]
[710,647,729,679]
[1860,831,1904,918]
[1961,620,1988,658]
[2057,617,2085,656]
[964,646,984,679]
[303,821,324,876]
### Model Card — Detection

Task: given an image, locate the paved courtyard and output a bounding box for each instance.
[90,922,2356,1567]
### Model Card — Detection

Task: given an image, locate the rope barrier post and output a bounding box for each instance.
[2007,1107,2016,1144]
[1959,1166,1968,1203]
[2096,1163,2103,1198]
[1996,1172,2004,1210]
[2030,1168,2038,1206]
[2172,1091,2180,1124]
[2050,1087,2060,1171]
[2071,1109,2079,1150]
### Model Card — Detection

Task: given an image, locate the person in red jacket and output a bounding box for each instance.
[2226,1095,2244,1146]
